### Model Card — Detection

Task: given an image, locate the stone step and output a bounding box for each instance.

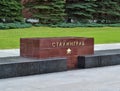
[78,49,120,68]
[0,57,67,79]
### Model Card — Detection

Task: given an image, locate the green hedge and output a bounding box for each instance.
[50,23,105,28]
[108,23,120,27]
[0,22,32,29]
[50,23,120,28]
[1,22,120,29]
[34,24,46,27]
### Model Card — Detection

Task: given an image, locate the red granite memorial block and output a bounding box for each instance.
[20,37,94,69]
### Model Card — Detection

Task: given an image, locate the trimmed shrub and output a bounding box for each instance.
[84,23,105,27]
[0,22,32,30]
[50,23,105,28]
[34,23,45,27]
[0,23,9,29]
[108,23,120,27]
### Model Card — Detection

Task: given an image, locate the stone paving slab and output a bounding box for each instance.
[0,57,67,79]
[78,50,120,68]
[95,43,120,51]
[0,65,120,91]
[0,49,19,57]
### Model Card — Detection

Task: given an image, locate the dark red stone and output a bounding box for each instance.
[20,37,94,69]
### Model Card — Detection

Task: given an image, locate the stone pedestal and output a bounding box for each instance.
[78,50,120,68]
[20,37,94,69]
[0,57,67,79]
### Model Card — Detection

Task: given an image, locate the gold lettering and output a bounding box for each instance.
[82,41,85,46]
[62,42,66,46]
[66,42,70,46]
[79,42,82,46]
[58,42,62,47]
[73,41,75,46]
[56,42,59,47]
[69,42,74,46]
[51,41,85,47]
[75,41,79,46]
[52,42,56,47]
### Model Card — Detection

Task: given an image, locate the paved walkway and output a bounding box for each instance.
[0,66,120,91]
[0,43,120,57]
[0,43,120,91]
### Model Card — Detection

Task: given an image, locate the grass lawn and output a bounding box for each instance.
[0,27,120,49]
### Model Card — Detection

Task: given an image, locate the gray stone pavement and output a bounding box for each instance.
[0,43,120,91]
[0,66,120,91]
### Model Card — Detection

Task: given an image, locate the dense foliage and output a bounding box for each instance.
[0,0,23,22]
[66,0,97,23]
[94,0,120,23]
[23,0,120,24]
[66,0,120,24]
[24,0,66,24]
[0,22,32,29]
[0,0,120,29]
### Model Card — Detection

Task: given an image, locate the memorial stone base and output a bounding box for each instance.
[20,37,94,69]
[78,49,120,68]
[0,57,67,79]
